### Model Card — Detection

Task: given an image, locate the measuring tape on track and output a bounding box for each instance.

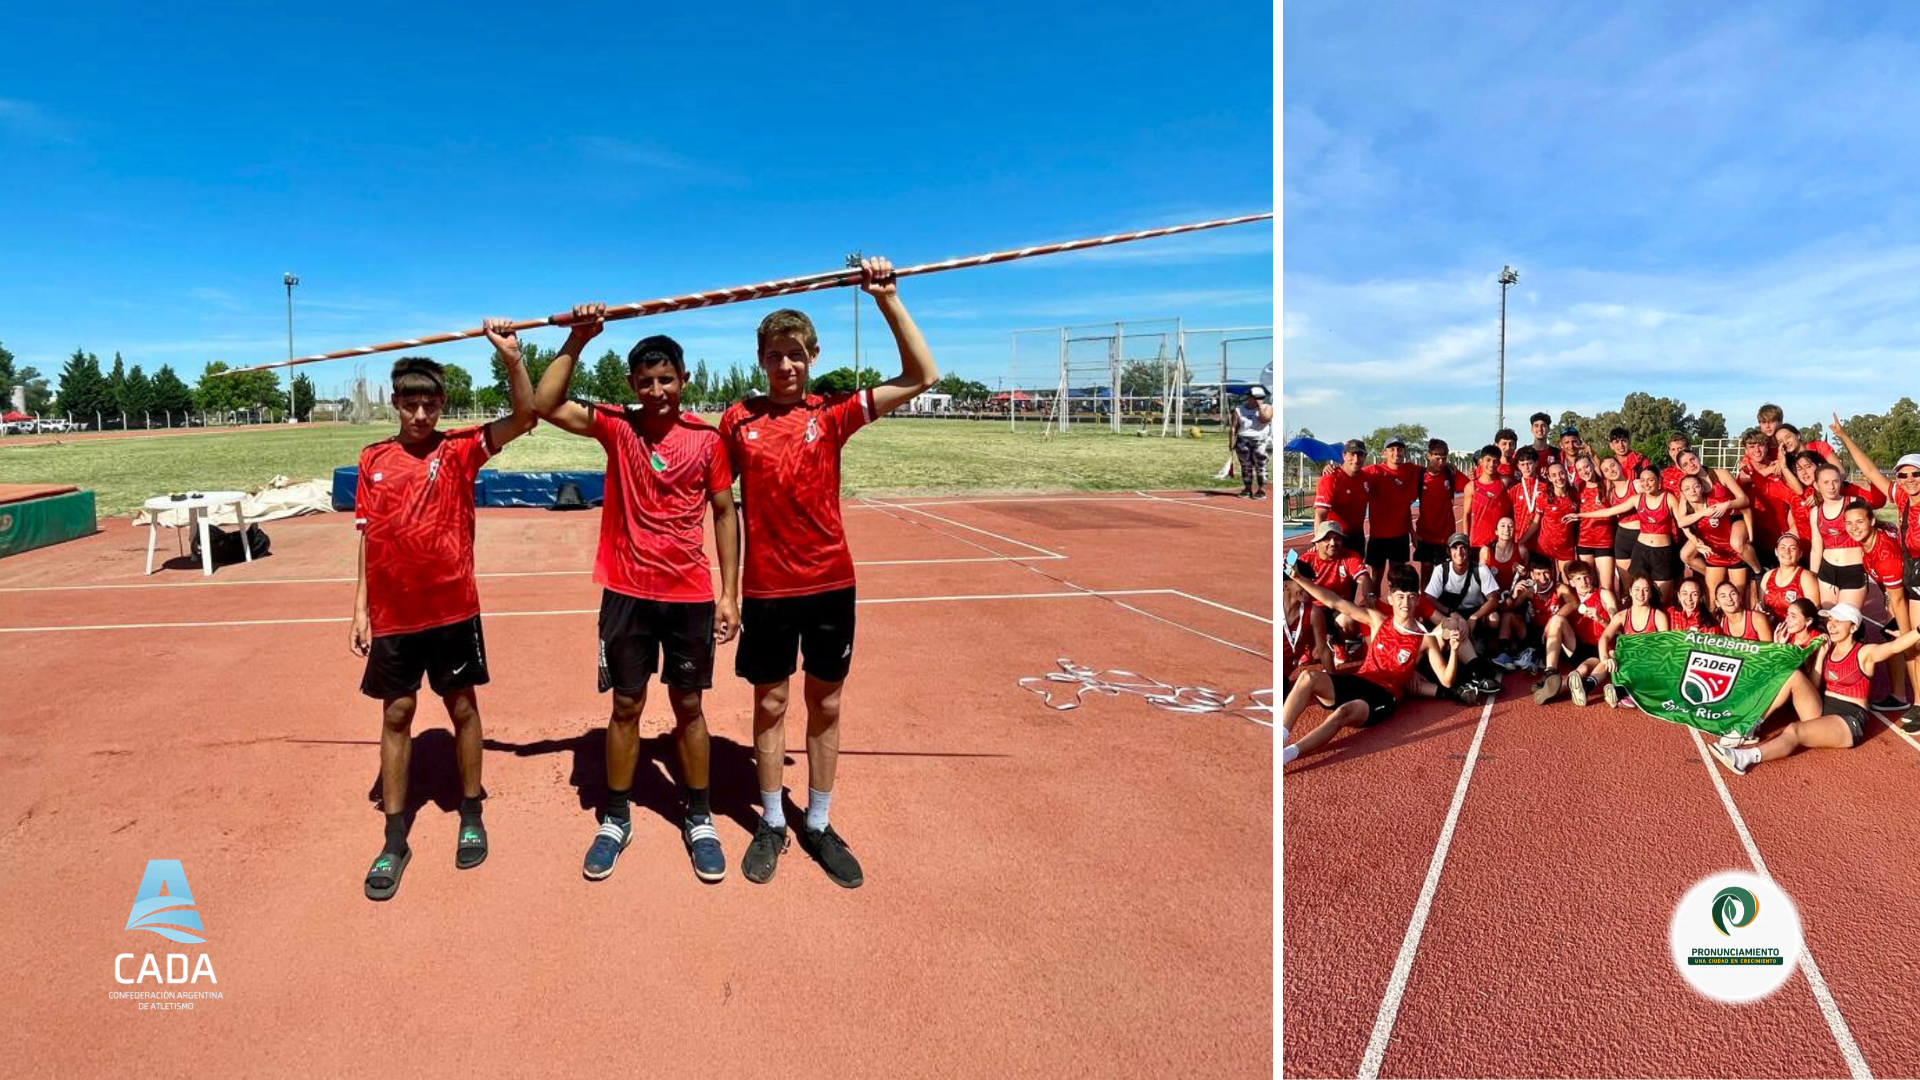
[1019,659,1273,727]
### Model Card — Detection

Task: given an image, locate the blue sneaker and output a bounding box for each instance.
[683,816,726,883]
[583,816,632,881]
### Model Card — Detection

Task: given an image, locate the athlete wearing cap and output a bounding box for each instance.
[1829,423,1920,727]
[1710,602,1920,775]
[1295,519,1373,668]
[1231,386,1273,499]
[1314,440,1371,538]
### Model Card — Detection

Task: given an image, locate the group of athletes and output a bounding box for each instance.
[1280,405,1920,777]
[349,257,934,899]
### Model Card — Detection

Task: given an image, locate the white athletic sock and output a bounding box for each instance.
[1282,742,1300,765]
[806,787,832,832]
[760,789,786,830]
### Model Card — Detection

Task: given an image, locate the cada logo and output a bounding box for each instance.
[115,859,218,987]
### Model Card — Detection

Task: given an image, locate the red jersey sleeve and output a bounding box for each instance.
[446,424,495,482]
[1849,481,1888,509]
[704,428,732,493]
[827,390,875,446]
[354,447,374,531]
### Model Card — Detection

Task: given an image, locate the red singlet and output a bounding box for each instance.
[1356,619,1428,698]
[1667,605,1710,632]
[1571,590,1609,645]
[1720,610,1764,642]
[1824,641,1871,701]
[1636,492,1675,538]
[1576,482,1615,549]
[1760,568,1810,625]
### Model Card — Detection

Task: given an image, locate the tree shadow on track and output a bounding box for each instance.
[484,730,773,835]
[1281,698,1484,777]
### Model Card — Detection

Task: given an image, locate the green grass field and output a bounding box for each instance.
[0,418,1244,516]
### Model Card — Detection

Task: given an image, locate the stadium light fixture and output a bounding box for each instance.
[1498,265,1519,431]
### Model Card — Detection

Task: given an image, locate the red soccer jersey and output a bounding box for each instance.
[1862,529,1905,587]
[1570,589,1610,645]
[1297,548,1370,608]
[1896,487,1920,558]
[1362,462,1420,538]
[1617,450,1650,479]
[591,406,731,602]
[1660,465,1684,495]
[1574,481,1615,549]
[1414,466,1469,544]
[1534,486,1578,560]
[1467,477,1511,547]
[1508,476,1546,543]
[1356,618,1428,698]
[356,426,494,637]
[1315,467,1370,536]
[719,390,874,600]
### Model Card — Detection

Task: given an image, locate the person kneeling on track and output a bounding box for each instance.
[1593,573,1669,709]
[1495,553,1569,676]
[1281,563,1476,766]
[1709,603,1920,775]
[1423,532,1505,694]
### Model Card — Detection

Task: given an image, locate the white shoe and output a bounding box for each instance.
[1602,682,1620,709]
[1570,676,1589,707]
[1708,743,1752,776]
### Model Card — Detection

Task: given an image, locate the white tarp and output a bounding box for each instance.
[135,476,336,528]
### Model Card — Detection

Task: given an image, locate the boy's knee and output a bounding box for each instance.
[671,690,705,725]
[382,697,416,732]
[611,693,644,725]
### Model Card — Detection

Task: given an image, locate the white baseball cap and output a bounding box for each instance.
[1895,453,1920,473]
[1823,603,1864,627]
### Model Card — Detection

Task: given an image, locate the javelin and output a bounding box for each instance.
[217,212,1272,374]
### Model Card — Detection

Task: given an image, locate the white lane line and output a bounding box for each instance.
[1688,727,1872,1080]
[1357,696,1494,1080]
[1873,714,1920,755]
[860,498,1067,558]
[1167,589,1274,625]
[0,589,1188,634]
[1131,488,1274,519]
[0,554,1060,594]
[1100,597,1270,660]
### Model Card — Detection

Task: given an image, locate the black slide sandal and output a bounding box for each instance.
[365,848,411,901]
[456,820,488,870]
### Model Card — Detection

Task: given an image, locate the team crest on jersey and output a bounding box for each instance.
[1396,648,1411,665]
[804,416,820,444]
[650,450,668,473]
[372,472,383,482]
[427,458,441,483]
[1784,590,1799,602]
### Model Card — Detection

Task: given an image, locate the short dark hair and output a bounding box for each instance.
[1530,411,1551,426]
[627,334,686,377]
[1495,428,1518,444]
[390,356,445,397]
[1778,422,1801,436]
[1477,444,1500,463]
[1527,551,1553,571]
[1844,497,1873,516]
[1608,426,1630,442]
[1793,450,1826,472]
[1567,560,1596,584]
[1815,461,1843,480]
[1516,446,1539,463]
[1428,438,1449,454]
[1385,563,1421,595]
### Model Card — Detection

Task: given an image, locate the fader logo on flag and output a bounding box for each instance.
[1681,651,1742,706]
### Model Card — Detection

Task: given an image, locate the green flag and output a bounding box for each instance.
[1613,631,1820,739]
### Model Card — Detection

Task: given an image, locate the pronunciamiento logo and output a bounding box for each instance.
[1669,871,1802,1003]
[1711,886,1758,936]
[126,858,205,943]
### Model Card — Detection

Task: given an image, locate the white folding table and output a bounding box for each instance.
[142,491,252,576]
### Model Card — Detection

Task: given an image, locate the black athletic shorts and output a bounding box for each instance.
[1612,528,1638,563]
[361,614,490,700]
[1904,555,1920,602]
[598,590,716,693]
[1817,559,1867,591]
[1413,539,1449,566]
[1567,640,1599,666]
[1823,694,1869,743]
[1365,534,1411,570]
[1577,545,1611,562]
[1328,673,1398,726]
[1629,541,1681,582]
[736,587,857,685]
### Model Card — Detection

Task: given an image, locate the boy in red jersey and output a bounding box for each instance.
[1314,439,1370,537]
[351,327,536,900]
[1281,563,1475,763]
[534,309,741,884]
[718,256,937,889]
[1465,445,1511,563]
[1494,428,1519,481]
[1526,412,1559,469]
[1360,436,1420,574]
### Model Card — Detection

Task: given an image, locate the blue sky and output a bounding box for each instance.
[1285,1,1920,450]
[0,2,1272,400]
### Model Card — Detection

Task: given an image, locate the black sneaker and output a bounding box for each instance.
[1870,694,1907,715]
[742,820,788,885]
[1902,705,1920,734]
[799,824,865,889]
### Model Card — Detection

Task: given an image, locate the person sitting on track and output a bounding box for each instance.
[534,309,742,885]
[1280,563,1477,764]
[351,331,537,900]
[1495,553,1569,676]
[1411,437,1469,584]
[1282,575,1316,681]
[1531,559,1616,704]
[1710,603,1920,776]
[1296,520,1374,668]
[1422,532,1505,695]
[1595,572,1669,709]
[717,255,938,889]
[1712,579,1771,643]
[1774,597,1823,650]
[1667,577,1712,632]
[1231,386,1272,500]
[1361,435,1420,576]
[1481,514,1525,595]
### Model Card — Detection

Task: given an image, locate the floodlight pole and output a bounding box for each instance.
[1498,265,1518,433]
[284,272,300,421]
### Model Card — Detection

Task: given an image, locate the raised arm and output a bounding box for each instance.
[1290,568,1381,631]
[1830,413,1891,500]
[482,318,538,450]
[859,257,940,419]
[1864,625,1920,668]
[533,303,605,436]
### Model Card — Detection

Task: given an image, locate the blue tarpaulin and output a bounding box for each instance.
[331,467,607,511]
[1282,436,1344,463]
